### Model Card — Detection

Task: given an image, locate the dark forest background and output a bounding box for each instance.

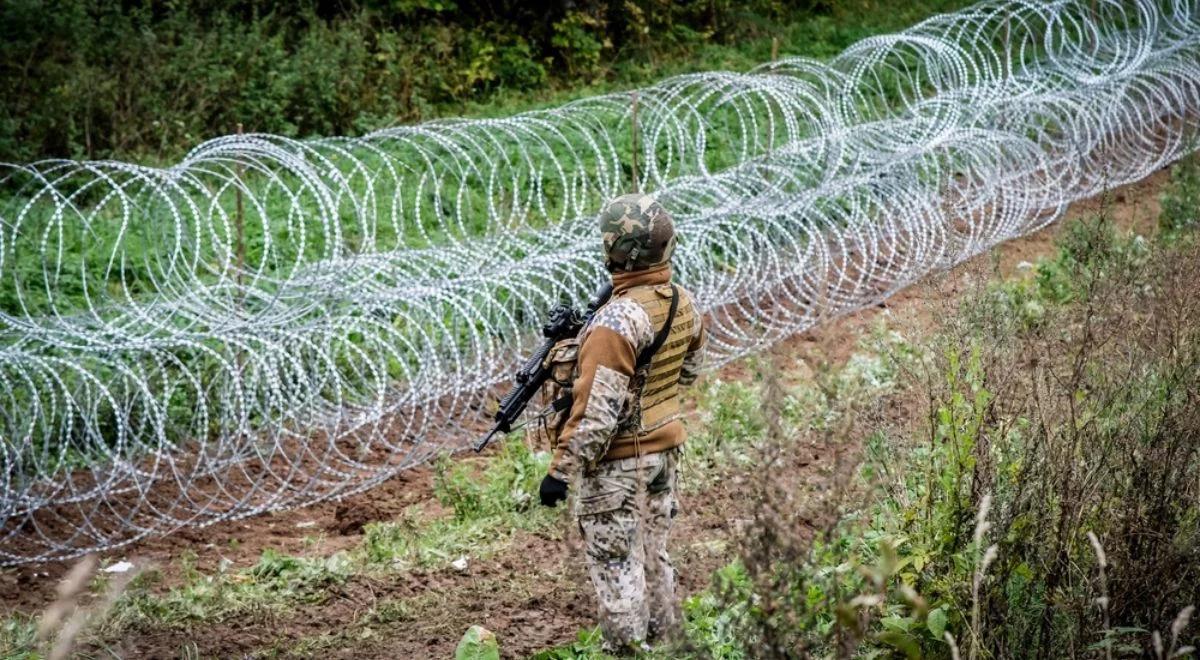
[0,0,968,163]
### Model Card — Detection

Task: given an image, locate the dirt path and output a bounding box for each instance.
[1,170,1170,658]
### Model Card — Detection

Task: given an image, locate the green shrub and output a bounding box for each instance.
[1160,150,1200,235]
[679,563,752,659]
[528,628,607,660]
[551,11,607,80]
[433,437,546,521]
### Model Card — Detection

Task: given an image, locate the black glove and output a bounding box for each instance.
[539,474,569,507]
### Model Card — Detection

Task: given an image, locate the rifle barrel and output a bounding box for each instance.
[472,427,502,453]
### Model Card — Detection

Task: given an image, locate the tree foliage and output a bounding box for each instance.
[0,0,820,162]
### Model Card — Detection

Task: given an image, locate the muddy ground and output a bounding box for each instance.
[0,170,1169,658]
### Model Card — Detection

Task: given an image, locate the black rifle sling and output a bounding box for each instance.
[548,283,679,417]
[636,283,679,371]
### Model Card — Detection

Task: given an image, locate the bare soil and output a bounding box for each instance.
[0,170,1170,658]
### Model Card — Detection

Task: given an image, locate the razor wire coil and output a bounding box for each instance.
[0,0,1198,564]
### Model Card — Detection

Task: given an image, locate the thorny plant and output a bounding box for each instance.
[945,213,1200,658]
[899,216,1199,658]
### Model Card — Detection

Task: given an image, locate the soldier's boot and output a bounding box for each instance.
[600,637,652,656]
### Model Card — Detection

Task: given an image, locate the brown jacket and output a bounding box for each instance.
[548,265,705,482]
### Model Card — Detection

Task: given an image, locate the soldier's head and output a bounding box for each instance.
[598,193,676,272]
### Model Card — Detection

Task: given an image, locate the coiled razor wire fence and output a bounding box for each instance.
[0,0,1198,565]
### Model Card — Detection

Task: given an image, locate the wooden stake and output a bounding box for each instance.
[768,38,779,160]
[630,92,640,192]
[234,123,247,378]
[235,122,245,287]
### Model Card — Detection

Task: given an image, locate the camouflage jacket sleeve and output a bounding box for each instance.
[679,291,707,387]
[548,299,651,482]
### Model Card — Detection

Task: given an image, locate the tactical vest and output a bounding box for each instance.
[525,282,697,452]
[614,283,697,440]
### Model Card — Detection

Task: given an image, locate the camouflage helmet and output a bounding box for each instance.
[598,193,676,271]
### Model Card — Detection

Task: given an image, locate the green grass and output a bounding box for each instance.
[14,200,1197,657]
[1159,145,1200,236]
[16,5,1194,656]
[533,327,920,659]
[98,549,354,633]
[3,327,909,658]
[0,615,39,660]
[0,0,979,318]
[680,328,911,492]
[2,434,564,656]
[679,377,766,489]
[356,441,564,571]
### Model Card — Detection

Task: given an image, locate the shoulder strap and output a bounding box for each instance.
[635,284,679,371]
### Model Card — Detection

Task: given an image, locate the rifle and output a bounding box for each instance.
[473,280,614,452]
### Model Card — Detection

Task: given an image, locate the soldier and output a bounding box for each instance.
[539,192,706,653]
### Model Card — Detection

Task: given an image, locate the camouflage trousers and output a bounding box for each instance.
[574,447,681,650]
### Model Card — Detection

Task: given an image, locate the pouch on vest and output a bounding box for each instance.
[524,337,579,451]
